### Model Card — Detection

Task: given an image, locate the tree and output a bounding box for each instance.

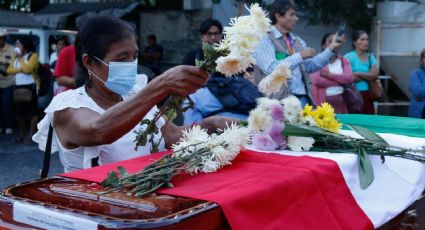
[296,0,377,31]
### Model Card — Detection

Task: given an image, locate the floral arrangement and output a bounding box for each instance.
[249,96,341,152]
[248,96,425,188]
[102,124,250,197]
[135,3,270,151]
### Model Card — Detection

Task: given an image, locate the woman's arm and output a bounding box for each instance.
[409,69,425,98]
[354,64,379,82]
[311,67,342,88]
[19,53,39,74]
[54,66,209,149]
[324,57,353,85]
[161,115,240,149]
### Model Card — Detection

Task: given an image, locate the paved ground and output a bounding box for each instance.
[0,131,63,189]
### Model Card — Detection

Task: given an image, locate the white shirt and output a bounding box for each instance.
[325,59,344,96]
[14,53,35,86]
[33,74,166,172]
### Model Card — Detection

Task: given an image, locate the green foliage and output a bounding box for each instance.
[283,122,424,189]
[212,0,263,4]
[295,0,377,31]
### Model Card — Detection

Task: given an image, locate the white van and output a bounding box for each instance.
[0,27,76,108]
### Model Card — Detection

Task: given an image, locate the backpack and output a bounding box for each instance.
[207,73,263,115]
[28,53,53,96]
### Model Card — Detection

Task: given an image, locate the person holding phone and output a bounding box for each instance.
[253,0,345,107]
[311,33,354,113]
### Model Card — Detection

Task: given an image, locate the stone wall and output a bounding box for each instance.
[139,10,212,68]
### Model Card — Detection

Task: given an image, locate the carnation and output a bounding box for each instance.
[287,136,315,151]
[252,132,277,151]
[267,122,285,146]
[281,96,303,124]
[248,107,272,131]
[270,103,285,122]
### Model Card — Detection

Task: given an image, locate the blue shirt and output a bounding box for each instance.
[344,51,377,92]
[253,26,334,95]
[183,87,248,125]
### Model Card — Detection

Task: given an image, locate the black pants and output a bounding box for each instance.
[422,107,425,119]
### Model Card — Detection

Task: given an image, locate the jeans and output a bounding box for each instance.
[0,85,14,130]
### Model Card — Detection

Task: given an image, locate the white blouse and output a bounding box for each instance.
[14,53,35,86]
[33,74,166,172]
[325,58,344,96]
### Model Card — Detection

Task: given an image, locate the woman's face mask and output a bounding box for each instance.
[89,56,137,96]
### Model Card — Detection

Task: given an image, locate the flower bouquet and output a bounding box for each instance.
[248,96,425,189]
[134,3,271,151]
[102,124,250,197]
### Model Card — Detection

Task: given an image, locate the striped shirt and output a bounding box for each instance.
[253,26,334,95]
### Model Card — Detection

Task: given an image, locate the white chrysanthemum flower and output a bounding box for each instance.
[215,3,270,77]
[181,123,249,174]
[281,96,303,124]
[247,3,271,34]
[216,55,250,77]
[287,136,315,151]
[248,107,272,131]
[258,62,291,96]
[172,125,209,157]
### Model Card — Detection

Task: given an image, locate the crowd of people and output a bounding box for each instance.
[0,0,423,171]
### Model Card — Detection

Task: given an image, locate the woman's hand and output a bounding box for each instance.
[320,68,329,78]
[157,65,209,96]
[200,115,241,134]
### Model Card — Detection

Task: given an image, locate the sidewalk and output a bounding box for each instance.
[0,132,63,189]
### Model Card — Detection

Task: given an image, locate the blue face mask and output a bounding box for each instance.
[89,56,138,96]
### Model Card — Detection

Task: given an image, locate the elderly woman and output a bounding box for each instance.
[33,16,232,172]
[408,49,425,118]
[344,30,379,114]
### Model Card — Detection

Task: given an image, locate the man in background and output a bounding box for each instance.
[253,0,344,106]
[141,35,163,76]
[53,44,75,95]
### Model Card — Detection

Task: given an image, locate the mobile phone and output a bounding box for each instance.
[336,22,345,40]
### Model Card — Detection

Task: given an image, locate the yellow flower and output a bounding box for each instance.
[303,105,314,117]
[309,102,341,133]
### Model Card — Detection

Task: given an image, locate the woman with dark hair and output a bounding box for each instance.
[408,48,425,118]
[310,33,354,113]
[33,16,233,172]
[344,30,379,114]
[7,36,40,144]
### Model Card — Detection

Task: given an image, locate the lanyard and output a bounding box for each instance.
[283,34,294,55]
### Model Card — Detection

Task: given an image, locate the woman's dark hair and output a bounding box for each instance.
[420,48,425,67]
[352,30,368,49]
[320,32,333,50]
[18,36,35,53]
[268,0,296,25]
[199,19,223,35]
[74,16,137,87]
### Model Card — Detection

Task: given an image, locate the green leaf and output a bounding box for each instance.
[118,166,128,177]
[283,123,335,137]
[101,171,119,188]
[358,147,374,189]
[349,125,388,146]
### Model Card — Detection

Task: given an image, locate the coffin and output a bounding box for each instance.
[0,177,423,230]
